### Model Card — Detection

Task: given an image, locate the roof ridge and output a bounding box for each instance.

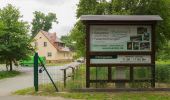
[39,30,70,52]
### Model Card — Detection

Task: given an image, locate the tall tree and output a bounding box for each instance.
[77,0,97,18]
[71,0,98,57]
[0,4,33,71]
[70,21,86,57]
[31,11,58,37]
[70,0,170,58]
[60,35,75,51]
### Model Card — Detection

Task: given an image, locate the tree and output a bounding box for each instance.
[70,21,86,57]
[77,0,97,18]
[70,0,170,58]
[60,35,75,51]
[0,4,33,71]
[31,11,58,37]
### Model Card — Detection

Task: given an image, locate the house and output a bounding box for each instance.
[32,30,73,63]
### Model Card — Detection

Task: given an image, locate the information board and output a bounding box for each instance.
[90,55,151,64]
[90,25,152,52]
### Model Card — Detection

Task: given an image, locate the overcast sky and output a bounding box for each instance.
[0,0,79,37]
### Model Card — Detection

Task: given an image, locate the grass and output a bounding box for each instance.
[14,63,170,100]
[0,71,21,80]
[14,88,170,100]
[156,60,170,65]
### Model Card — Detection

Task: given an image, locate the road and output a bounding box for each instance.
[0,62,80,100]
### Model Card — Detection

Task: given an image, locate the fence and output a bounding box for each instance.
[34,53,82,92]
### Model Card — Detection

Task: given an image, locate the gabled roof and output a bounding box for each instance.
[38,30,70,52]
[80,15,163,21]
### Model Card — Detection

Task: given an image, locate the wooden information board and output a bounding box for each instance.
[80,15,162,88]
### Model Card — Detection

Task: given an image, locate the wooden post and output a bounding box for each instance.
[108,67,112,81]
[64,69,66,88]
[151,24,156,88]
[130,66,134,81]
[86,23,90,88]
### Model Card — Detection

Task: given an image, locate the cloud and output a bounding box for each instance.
[51,25,72,37]
[0,0,79,37]
[36,0,67,5]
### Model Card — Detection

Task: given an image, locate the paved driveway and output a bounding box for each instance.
[0,95,77,100]
[0,67,33,96]
[0,62,81,100]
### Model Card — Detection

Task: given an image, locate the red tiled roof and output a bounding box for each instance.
[40,30,70,52]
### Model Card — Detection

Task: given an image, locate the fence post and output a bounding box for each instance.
[34,53,39,92]
[64,69,66,87]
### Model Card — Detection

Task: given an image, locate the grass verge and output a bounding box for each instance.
[0,71,21,80]
[14,88,170,100]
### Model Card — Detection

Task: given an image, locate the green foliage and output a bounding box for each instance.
[70,21,86,57]
[76,0,97,18]
[157,42,170,60]
[0,4,33,71]
[0,70,21,79]
[60,35,75,51]
[70,0,170,57]
[156,64,170,83]
[31,11,58,37]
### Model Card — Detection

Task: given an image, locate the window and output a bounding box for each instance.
[44,42,47,47]
[47,52,52,57]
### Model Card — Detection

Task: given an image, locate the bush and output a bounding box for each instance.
[156,64,170,83]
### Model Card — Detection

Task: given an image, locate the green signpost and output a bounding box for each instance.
[34,52,39,91]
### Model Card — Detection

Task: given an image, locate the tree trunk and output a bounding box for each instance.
[6,62,9,71]
[9,60,13,71]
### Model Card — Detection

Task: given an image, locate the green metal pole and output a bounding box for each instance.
[34,53,39,92]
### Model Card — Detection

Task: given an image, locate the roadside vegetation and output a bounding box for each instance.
[0,71,21,80]
[14,63,170,100]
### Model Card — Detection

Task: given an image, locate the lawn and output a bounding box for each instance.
[0,71,21,80]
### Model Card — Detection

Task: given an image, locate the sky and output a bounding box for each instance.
[0,0,79,37]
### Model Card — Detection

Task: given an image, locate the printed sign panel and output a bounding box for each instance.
[90,55,151,64]
[90,25,152,52]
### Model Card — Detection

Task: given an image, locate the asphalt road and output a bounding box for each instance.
[0,62,81,100]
